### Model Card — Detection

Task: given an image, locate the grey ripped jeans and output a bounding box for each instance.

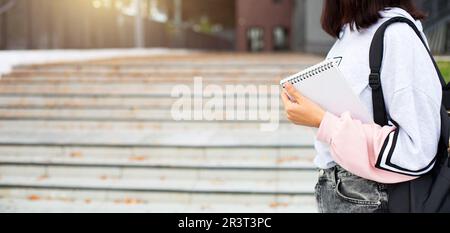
[314,165,389,213]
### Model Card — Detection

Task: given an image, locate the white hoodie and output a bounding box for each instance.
[314,7,442,183]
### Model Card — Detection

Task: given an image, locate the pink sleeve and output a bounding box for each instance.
[316,112,417,184]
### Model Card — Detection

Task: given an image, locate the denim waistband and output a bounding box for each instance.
[319,165,388,190]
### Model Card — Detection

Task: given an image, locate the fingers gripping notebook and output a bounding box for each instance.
[280,59,373,124]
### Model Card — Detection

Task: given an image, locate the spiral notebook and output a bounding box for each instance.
[280,59,373,123]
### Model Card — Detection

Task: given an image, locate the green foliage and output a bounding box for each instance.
[438,61,450,83]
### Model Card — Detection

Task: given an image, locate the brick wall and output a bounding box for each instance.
[236,0,294,51]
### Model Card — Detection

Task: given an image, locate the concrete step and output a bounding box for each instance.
[0,84,280,96]
[0,76,282,84]
[0,187,314,206]
[6,69,298,78]
[0,199,317,213]
[0,96,177,108]
[0,162,316,182]
[0,96,285,110]
[0,108,289,122]
[15,53,321,66]
[0,175,316,195]
[0,120,302,131]
[0,190,317,213]
[14,64,307,72]
[0,153,315,170]
[0,145,316,169]
[0,93,274,98]
[19,61,310,66]
[0,128,315,147]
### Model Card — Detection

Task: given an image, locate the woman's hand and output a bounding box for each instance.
[281,83,326,128]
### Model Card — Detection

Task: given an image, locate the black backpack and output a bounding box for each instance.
[369,17,450,213]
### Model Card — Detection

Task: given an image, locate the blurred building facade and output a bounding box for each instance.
[0,0,235,50]
[417,0,450,54]
[0,0,448,54]
[234,0,450,54]
[235,0,294,52]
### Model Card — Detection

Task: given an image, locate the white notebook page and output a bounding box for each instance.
[280,60,373,123]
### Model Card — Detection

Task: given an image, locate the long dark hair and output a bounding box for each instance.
[321,0,426,38]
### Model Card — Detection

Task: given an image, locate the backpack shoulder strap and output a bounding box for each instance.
[371,17,450,213]
[369,17,447,126]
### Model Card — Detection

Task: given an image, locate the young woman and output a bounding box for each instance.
[281,0,442,213]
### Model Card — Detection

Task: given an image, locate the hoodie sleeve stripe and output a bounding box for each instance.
[374,121,436,176]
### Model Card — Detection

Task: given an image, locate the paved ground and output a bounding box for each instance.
[0,52,323,213]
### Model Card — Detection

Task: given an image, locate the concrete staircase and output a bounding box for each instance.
[0,52,322,213]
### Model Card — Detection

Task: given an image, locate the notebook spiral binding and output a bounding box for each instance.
[285,61,335,85]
